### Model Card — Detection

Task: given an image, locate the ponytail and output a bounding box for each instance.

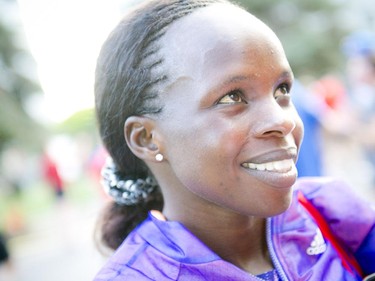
[97,189,163,250]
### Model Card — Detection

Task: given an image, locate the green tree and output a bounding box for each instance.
[0,0,44,150]
[236,0,351,77]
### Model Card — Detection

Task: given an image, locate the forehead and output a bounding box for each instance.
[157,3,290,88]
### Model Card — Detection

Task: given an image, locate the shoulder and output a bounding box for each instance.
[271,177,375,279]
[293,177,375,251]
[294,176,374,213]
[93,215,183,281]
[294,176,374,209]
[294,176,354,194]
[93,232,154,280]
[94,264,152,281]
[93,217,158,281]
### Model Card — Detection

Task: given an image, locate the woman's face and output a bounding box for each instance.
[154,4,304,217]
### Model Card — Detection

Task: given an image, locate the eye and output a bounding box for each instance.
[217,89,247,105]
[274,83,290,100]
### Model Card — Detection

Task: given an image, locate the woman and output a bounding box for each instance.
[94,0,375,280]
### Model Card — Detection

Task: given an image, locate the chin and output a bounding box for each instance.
[266,190,293,217]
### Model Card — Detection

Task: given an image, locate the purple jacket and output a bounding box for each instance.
[94,178,375,280]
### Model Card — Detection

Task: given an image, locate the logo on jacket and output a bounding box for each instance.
[306,228,327,255]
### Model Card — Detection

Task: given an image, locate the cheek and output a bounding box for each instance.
[196,119,249,164]
[165,114,247,158]
[162,117,247,187]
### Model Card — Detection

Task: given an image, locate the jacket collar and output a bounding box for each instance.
[137,212,221,264]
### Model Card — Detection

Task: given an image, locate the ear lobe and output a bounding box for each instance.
[124,116,160,161]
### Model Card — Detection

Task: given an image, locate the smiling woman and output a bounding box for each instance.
[93,0,375,280]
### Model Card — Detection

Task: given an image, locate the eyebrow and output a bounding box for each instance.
[220,70,294,87]
[279,70,294,81]
[221,75,251,86]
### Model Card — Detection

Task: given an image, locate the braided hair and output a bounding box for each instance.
[95,0,230,250]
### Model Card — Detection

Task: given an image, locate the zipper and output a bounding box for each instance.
[266,217,289,281]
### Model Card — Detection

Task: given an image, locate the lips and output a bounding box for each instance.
[243,147,298,164]
[240,147,298,188]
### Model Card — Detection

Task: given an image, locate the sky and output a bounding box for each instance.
[17,0,126,123]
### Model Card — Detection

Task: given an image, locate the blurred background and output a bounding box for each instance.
[0,0,374,280]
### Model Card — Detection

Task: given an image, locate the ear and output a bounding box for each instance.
[124,116,162,162]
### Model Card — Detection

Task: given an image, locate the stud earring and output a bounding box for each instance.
[155,153,164,162]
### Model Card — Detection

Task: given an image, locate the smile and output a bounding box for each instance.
[241,159,294,173]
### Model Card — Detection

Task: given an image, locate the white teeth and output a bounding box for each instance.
[257,163,266,171]
[266,162,273,171]
[242,159,294,172]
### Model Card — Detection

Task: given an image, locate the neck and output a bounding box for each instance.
[151,166,274,275]
[163,199,273,275]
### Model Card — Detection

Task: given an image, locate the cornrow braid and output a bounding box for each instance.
[95,0,232,250]
[96,0,229,181]
[138,0,221,56]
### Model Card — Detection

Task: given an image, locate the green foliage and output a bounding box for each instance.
[53,108,97,136]
[0,0,44,150]
[0,88,44,149]
[236,0,350,77]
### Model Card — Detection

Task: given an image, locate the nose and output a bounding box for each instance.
[252,100,296,138]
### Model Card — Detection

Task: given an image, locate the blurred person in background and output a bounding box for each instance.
[343,31,375,188]
[0,231,12,279]
[42,152,65,200]
[0,232,9,265]
[292,76,353,178]
[292,80,325,177]
[88,145,109,198]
